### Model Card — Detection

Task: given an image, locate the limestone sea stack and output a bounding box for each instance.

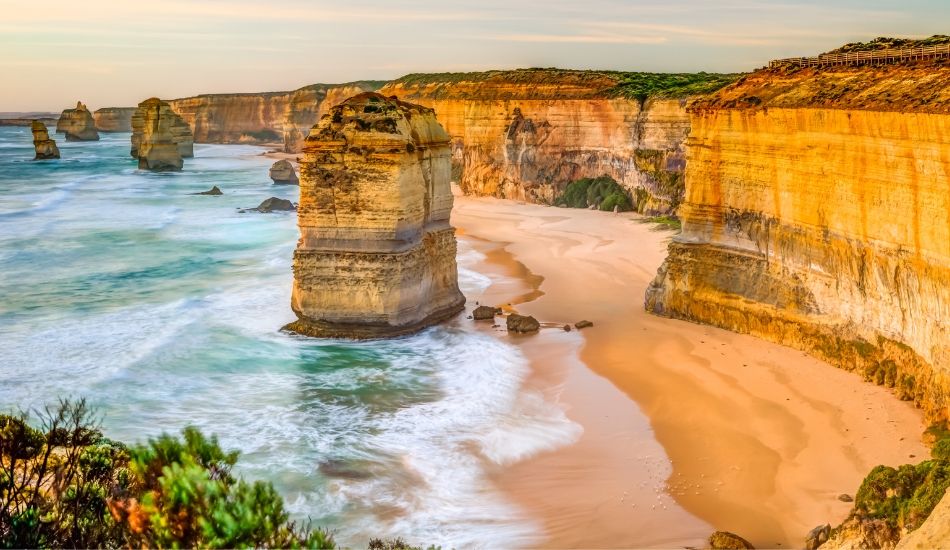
[56,101,99,141]
[269,159,298,184]
[284,92,465,338]
[31,121,60,160]
[131,98,194,160]
[132,98,186,171]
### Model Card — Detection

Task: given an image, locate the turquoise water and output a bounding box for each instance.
[0,127,580,548]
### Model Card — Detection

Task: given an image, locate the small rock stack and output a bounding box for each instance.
[31,120,60,160]
[56,101,99,141]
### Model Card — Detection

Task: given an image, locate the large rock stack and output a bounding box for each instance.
[131,98,194,161]
[31,121,60,160]
[56,101,99,141]
[131,98,189,171]
[269,159,298,184]
[284,92,465,338]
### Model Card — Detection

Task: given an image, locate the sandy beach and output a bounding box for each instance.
[453,196,928,548]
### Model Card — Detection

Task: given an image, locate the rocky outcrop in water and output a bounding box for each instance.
[56,101,99,141]
[93,107,135,132]
[165,81,383,150]
[381,70,736,215]
[269,160,298,185]
[132,98,188,171]
[31,120,60,160]
[131,98,194,164]
[283,92,465,338]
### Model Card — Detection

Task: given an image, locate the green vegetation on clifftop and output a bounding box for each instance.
[389,68,741,101]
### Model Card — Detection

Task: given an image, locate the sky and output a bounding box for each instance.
[1,0,947,111]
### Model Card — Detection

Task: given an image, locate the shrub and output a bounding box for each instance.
[854,461,950,530]
[555,176,632,212]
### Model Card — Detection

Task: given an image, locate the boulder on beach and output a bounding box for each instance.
[575,320,593,329]
[708,531,755,550]
[473,305,501,320]
[804,524,830,550]
[31,120,60,160]
[269,159,299,185]
[507,313,540,333]
[192,186,222,196]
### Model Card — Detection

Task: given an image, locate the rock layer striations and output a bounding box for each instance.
[646,61,950,423]
[131,98,194,164]
[93,107,136,132]
[284,92,465,338]
[56,101,99,141]
[381,70,737,214]
[131,98,194,171]
[31,120,60,160]
[166,81,383,150]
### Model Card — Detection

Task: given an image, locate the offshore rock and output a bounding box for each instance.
[253,197,295,212]
[472,305,500,320]
[645,59,950,423]
[191,186,222,196]
[284,92,465,338]
[269,159,298,185]
[56,101,99,141]
[131,98,194,161]
[93,107,135,132]
[31,120,60,160]
[132,98,186,171]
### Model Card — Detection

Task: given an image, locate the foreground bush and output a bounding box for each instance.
[0,399,332,548]
[555,176,632,212]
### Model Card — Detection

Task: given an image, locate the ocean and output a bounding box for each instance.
[0,127,582,548]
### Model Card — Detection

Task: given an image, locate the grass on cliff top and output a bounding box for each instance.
[391,68,741,100]
[828,35,950,55]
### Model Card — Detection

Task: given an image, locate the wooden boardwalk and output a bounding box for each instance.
[770,43,950,69]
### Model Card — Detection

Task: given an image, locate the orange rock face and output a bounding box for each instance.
[166,81,382,149]
[56,101,99,141]
[647,63,950,422]
[284,93,465,338]
[93,107,136,132]
[381,73,691,214]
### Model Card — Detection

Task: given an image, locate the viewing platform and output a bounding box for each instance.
[770,43,950,69]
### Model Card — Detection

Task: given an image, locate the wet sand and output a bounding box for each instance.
[453,196,928,549]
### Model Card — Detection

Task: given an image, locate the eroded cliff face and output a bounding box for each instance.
[646,63,950,423]
[94,107,135,132]
[56,101,99,141]
[284,92,465,338]
[167,82,382,148]
[380,72,692,214]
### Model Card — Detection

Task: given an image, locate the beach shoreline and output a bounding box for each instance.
[453,195,928,548]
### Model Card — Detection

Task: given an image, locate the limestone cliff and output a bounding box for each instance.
[55,101,99,141]
[166,81,383,149]
[132,98,187,171]
[131,99,194,160]
[645,60,950,424]
[31,120,60,160]
[284,92,465,338]
[381,70,737,214]
[93,107,136,132]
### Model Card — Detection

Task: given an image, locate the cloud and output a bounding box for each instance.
[488,33,668,45]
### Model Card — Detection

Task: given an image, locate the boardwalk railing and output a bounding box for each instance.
[769,43,950,69]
